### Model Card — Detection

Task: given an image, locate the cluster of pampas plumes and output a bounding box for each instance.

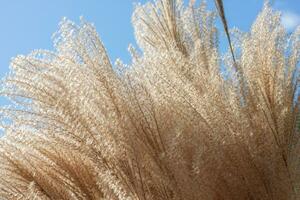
[0,0,299,199]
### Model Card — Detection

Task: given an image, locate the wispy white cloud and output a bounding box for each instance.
[281,11,300,31]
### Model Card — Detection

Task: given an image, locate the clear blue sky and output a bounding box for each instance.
[0,0,299,96]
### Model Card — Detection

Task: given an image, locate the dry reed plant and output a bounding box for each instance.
[0,0,299,199]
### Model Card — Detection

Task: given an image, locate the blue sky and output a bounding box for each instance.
[0,0,299,94]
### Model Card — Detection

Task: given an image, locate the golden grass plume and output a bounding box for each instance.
[0,0,299,199]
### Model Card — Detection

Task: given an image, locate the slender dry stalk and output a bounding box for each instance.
[0,0,299,199]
